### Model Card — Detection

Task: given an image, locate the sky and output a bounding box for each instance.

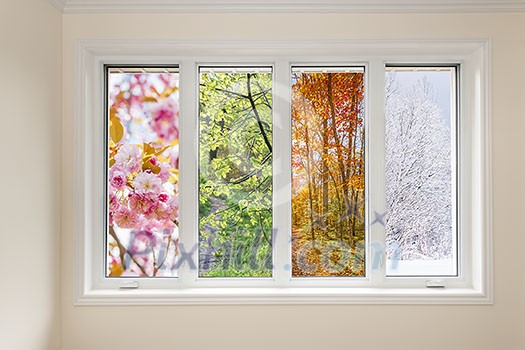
[386,69,455,127]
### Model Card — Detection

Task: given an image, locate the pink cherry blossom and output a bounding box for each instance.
[158,161,172,182]
[158,193,169,203]
[109,166,127,190]
[149,99,179,142]
[107,72,180,277]
[144,219,175,234]
[133,171,162,194]
[113,207,141,229]
[109,193,120,213]
[108,193,120,226]
[168,195,179,221]
[159,73,178,87]
[151,201,171,221]
[128,192,152,214]
[126,74,149,109]
[114,144,142,173]
[169,144,179,170]
[148,156,159,166]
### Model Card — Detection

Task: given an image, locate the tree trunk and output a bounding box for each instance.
[327,74,354,248]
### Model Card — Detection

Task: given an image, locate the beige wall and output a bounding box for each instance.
[0,1,62,349]
[59,13,525,350]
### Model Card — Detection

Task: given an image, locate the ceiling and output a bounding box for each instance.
[49,0,525,13]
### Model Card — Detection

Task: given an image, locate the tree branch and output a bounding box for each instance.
[108,226,149,276]
[247,73,272,153]
[200,84,248,99]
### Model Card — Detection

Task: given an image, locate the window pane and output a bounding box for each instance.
[385,66,457,276]
[291,67,366,277]
[106,67,180,277]
[199,67,273,277]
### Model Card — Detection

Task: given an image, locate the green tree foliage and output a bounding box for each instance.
[199,69,273,277]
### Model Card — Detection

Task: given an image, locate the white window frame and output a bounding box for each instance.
[74,39,492,305]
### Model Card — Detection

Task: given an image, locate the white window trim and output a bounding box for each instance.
[74,39,492,305]
[50,0,525,14]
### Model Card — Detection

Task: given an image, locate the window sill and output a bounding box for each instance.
[75,286,492,305]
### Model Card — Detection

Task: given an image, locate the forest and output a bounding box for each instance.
[291,68,366,277]
[199,68,273,277]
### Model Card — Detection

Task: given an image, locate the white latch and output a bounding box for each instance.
[119,281,139,289]
[426,279,445,288]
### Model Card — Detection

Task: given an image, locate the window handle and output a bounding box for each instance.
[426,280,445,288]
[119,281,139,289]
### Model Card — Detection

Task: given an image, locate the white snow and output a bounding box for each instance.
[385,74,454,264]
[387,258,456,276]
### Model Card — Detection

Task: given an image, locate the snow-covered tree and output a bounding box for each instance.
[385,76,453,260]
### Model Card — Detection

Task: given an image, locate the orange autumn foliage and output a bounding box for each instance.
[291,70,365,277]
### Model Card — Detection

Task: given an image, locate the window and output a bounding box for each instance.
[75,39,492,304]
[198,66,273,277]
[385,66,458,277]
[106,67,180,278]
[291,67,365,277]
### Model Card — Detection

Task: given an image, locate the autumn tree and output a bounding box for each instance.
[291,70,365,276]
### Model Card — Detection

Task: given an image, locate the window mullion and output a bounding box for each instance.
[178,60,198,286]
[272,60,292,285]
[367,59,387,287]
